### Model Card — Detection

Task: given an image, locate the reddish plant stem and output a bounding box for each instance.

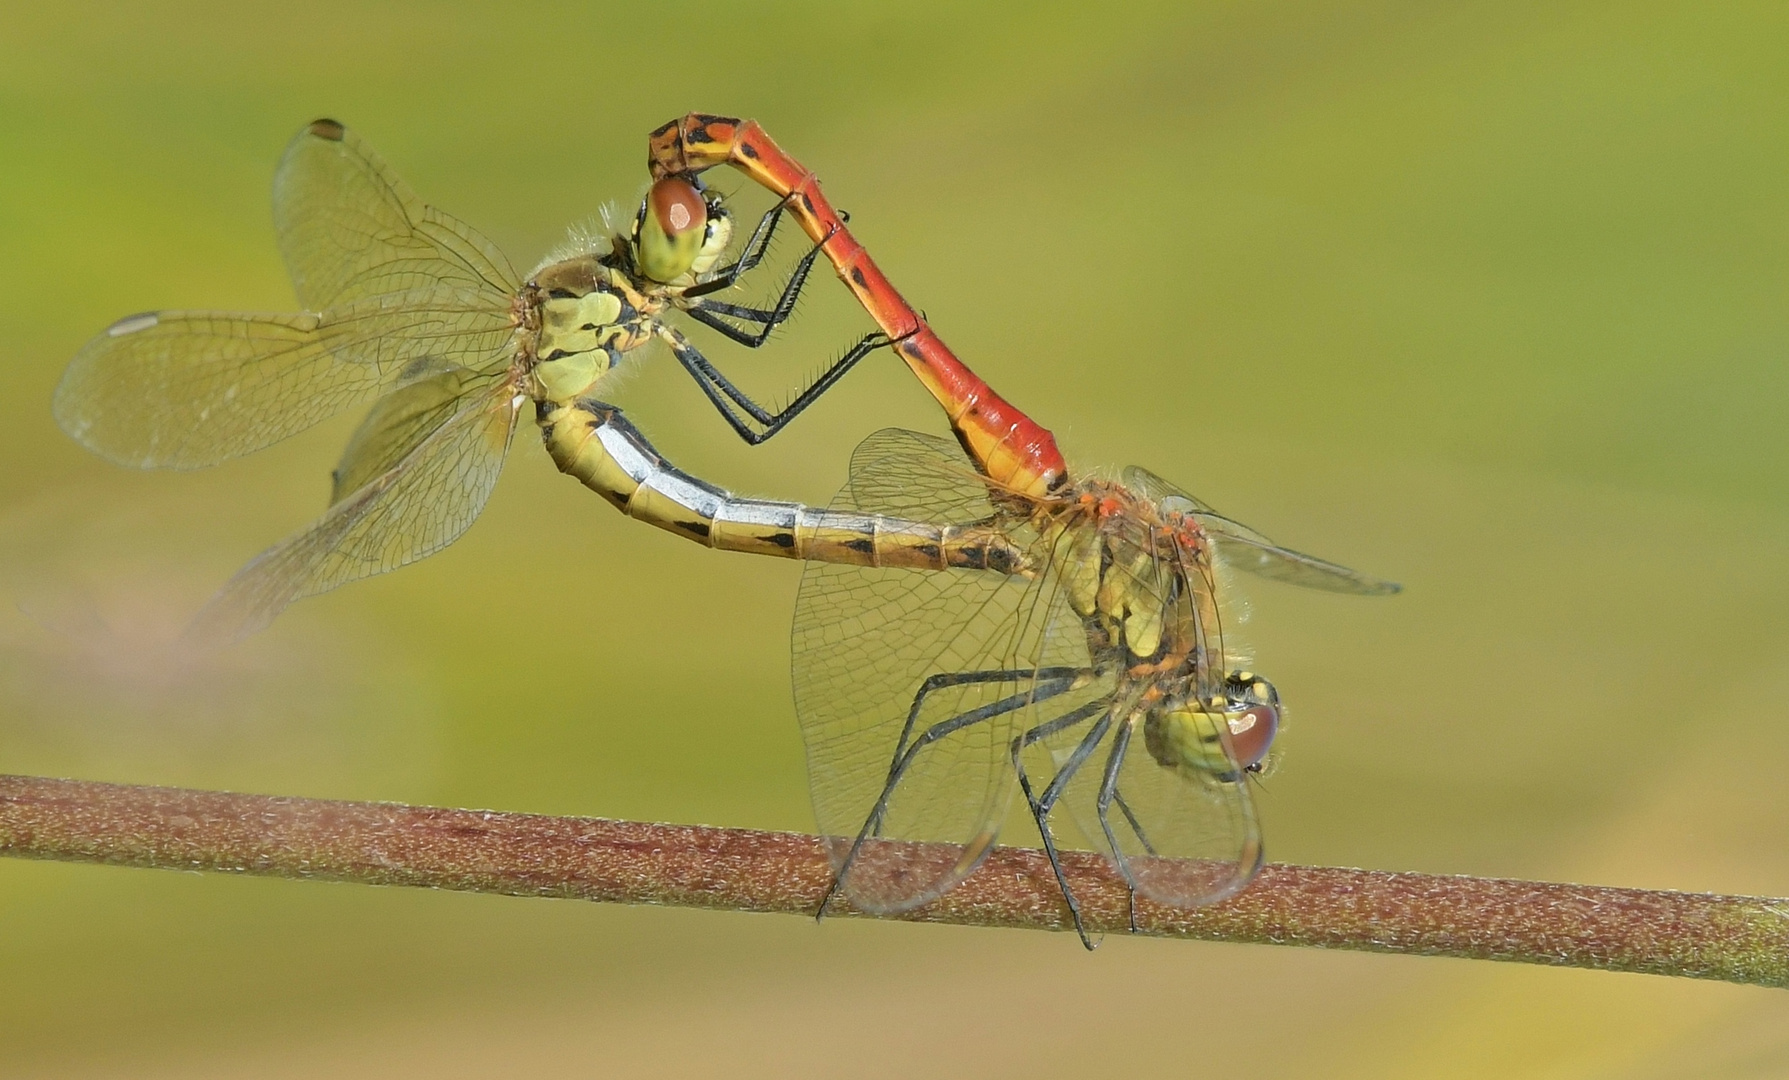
[0,774,1781,985]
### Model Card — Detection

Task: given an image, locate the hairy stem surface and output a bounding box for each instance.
[0,774,1782,986]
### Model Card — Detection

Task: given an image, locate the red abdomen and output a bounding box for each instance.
[649,113,1068,497]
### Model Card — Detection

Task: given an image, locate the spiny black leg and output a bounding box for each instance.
[1010,699,1109,807]
[684,257,814,339]
[865,667,1088,848]
[688,300,782,323]
[819,676,1081,918]
[668,327,886,438]
[662,324,903,445]
[816,676,1082,921]
[1012,703,1115,949]
[681,238,822,343]
[894,668,1087,777]
[1093,721,1143,934]
[683,196,792,298]
[681,232,828,348]
[1010,699,1109,850]
[1111,790,1157,856]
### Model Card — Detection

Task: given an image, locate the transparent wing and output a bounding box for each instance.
[1123,465,1401,596]
[54,120,520,471]
[274,119,520,311]
[55,299,516,469]
[330,359,483,503]
[1200,521,1401,596]
[187,378,518,644]
[1120,465,1219,513]
[1055,704,1264,908]
[1021,525,1261,908]
[841,428,1007,524]
[793,429,1108,912]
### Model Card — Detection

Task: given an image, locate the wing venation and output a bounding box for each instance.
[187,381,518,644]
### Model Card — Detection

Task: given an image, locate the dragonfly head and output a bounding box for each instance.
[632,177,731,284]
[1143,671,1281,781]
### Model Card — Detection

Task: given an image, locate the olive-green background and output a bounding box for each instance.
[3,1,1788,1076]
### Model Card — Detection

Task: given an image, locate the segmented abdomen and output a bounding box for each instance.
[539,400,1026,573]
[647,113,1069,499]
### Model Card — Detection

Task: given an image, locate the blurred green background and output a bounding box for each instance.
[3,0,1788,1075]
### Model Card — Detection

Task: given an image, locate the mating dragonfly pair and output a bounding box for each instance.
[55,114,1398,945]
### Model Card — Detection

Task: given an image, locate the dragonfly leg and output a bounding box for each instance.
[648,113,1070,496]
[681,236,823,347]
[1009,699,1109,813]
[1109,789,1158,856]
[657,322,901,445]
[651,118,917,351]
[887,667,1088,785]
[1093,722,1145,934]
[682,193,792,298]
[1010,706,1116,949]
[680,216,830,346]
[816,674,1083,921]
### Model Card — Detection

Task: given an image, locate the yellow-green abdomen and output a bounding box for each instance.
[540,399,1027,573]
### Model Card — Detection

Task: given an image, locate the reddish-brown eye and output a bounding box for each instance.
[1225,705,1280,769]
[649,177,706,236]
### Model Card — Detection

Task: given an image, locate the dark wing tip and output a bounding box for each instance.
[306,118,347,141]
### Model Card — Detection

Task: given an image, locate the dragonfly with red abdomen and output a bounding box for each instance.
[649,113,1400,943]
[50,114,1396,948]
[648,115,1067,500]
[53,120,1015,643]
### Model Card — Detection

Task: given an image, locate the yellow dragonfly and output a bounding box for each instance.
[56,120,985,642]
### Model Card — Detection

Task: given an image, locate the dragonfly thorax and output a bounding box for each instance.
[523,255,661,404]
[1050,482,1221,678]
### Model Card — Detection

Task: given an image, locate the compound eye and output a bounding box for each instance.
[1224,704,1280,770]
[637,177,708,283]
[651,177,705,235]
